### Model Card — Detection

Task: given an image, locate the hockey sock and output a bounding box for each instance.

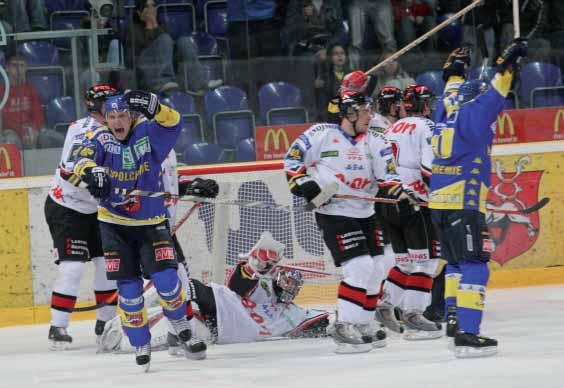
[382,253,410,306]
[403,251,435,312]
[365,255,386,314]
[457,261,489,334]
[444,264,461,317]
[152,268,186,321]
[117,278,149,347]
[338,255,374,323]
[92,257,117,323]
[51,261,86,327]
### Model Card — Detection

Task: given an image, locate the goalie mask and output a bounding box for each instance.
[243,232,285,278]
[276,269,304,304]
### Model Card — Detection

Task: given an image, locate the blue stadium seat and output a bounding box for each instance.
[530,87,564,108]
[205,0,227,38]
[183,142,227,165]
[204,86,255,149]
[235,137,256,162]
[157,3,196,40]
[45,0,88,13]
[520,62,563,107]
[160,91,204,152]
[17,41,60,66]
[27,70,66,106]
[188,31,219,56]
[50,11,89,49]
[415,70,445,97]
[180,32,225,89]
[258,82,308,125]
[45,96,77,133]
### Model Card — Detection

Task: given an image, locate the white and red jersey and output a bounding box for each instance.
[369,112,393,133]
[48,116,104,214]
[384,116,434,201]
[284,123,400,218]
[161,150,179,227]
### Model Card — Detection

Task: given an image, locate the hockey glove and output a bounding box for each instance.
[387,184,419,216]
[84,166,110,199]
[244,249,281,279]
[184,178,219,198]
[289,175,322,203]
[496,38,528,73]
[124,90,160,119]
[442,46,472,81]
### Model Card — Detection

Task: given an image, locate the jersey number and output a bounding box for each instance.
[431,126,455,159]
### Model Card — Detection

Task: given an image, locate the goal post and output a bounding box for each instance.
[176,161,340,306]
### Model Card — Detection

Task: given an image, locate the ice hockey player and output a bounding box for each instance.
[98,232,330,352]
[369,86,405,134]
[45,84,119,349]
[429,39,528,358]
[284,90,417,353]
[71,91,200,370]
[376,85,443,340]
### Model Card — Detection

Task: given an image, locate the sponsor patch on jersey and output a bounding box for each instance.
[379,147,393,157]
[345,163,364,171]
[482,238,495,253]
[155,247,175,261]
[297,134,312,150]
[96,132,115,145]
[105,258,120,272]
[287,144,304,161]
[122,146,136,170]
[104,143,121,154]
[386,158,397,174]
[134,136,151,159]
[346,148,363,161]
[321,150,339,158]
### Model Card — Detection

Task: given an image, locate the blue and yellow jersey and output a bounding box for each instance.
[73,104,182,225]
[429,71,513,213]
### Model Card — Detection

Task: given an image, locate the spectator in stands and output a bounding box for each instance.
[392,0,434,51]
[0,52,45,149]
[314,43,355,121]
[372,51,415,96]
[286,0,346,58]
[125,0,222,94]
[347,0,397,52]
[0,0,47,33]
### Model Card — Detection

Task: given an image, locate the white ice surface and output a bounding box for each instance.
[1,285,564,388]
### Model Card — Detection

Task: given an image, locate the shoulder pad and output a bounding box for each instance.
[86,126,110,140]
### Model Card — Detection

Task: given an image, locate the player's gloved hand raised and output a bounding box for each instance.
[289,175,321,203]
[496,38,528,73]
[184,178,219,198]
[124,90,160,119]
[84,166,110,199]
[442,46,472,81]
[387,184,419,216]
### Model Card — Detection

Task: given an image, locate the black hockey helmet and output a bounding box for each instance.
[403,84,434,113]
[376,86,402,115]
[85,84,119,113]
[338,91,370,118]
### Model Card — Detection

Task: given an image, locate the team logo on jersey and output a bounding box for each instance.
[346,148,363,161]
[122,146,136,170]
[486,155,544,265]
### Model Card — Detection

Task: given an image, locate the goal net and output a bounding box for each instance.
[176,161,341,306]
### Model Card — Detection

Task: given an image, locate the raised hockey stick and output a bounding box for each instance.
[73,281,154,312]
[476,24,489,80]
[365,0,484,76]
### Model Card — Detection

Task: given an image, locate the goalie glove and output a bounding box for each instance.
[496,38,528,73]
[275,269,304,304]
[182,178,219,198]
[124,90,160,119]
[83,166,110,199]
[243,247,282,279]
[442,46,472,81]
[289,174,322,203]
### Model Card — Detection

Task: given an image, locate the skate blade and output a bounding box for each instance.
[403,330,443,341]
[454,346,498,358]
[168,345,184,357]
[372,339,387,349]
[139,362,151,373]
[334,343,372,354]
[179,342,207,360]
[49,341,71,351]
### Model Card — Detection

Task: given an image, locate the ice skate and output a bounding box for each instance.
[170,317,207,360]
[446,308,457,350]
[375,302,404,334]
[48,326,72,350]
[454,332,498,358]
[135,344,151,372]
[327,321,372,354]
[403,311,443,341]
[357,321,387,349]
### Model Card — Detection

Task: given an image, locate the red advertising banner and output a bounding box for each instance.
[255,123,310,161]
[494,106,564,144]
[0,144,22,178]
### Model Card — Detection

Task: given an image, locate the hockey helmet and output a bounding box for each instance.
[457,79,489,105]
[85,84,118,113]
[340,70,369,96]
[276,269,304,304]
[103,95,128,115]
[376,86,402,115]
[338,91,370,118]
[403,84,434,113]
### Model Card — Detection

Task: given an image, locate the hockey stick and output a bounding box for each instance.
[172,202,201,235]
[476,24,489,79]
[73,281,154,312]
[277,263,332,276]
[365,0,484,76]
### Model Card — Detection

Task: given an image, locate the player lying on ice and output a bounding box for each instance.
[98,231,331,352]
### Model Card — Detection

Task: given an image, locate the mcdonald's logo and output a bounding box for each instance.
[0,146,12,171]
[497,113,515,136]
[264,128,289,153]
[553,109,564,133]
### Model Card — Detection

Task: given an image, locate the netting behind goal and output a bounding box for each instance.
[176,162,340,306]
